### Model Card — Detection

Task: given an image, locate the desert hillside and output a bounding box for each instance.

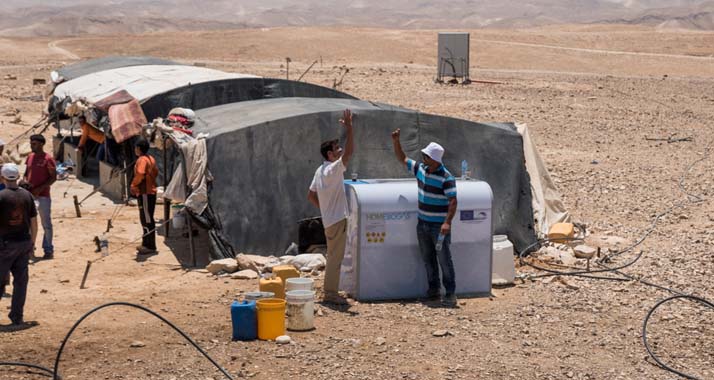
[1,0,714,36]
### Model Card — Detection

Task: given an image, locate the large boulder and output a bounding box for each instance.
[231,269,259,280]
[206,258,239,274]
[290,254,326,272]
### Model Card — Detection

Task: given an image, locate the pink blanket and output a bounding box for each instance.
[108,99,147,143]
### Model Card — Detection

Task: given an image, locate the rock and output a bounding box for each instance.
[130,341,146,348]
[543,246,577,265]
[375,337,387,346]
[432,330,451,337]
[279,255,296,265]
[206,258,239,274]
[574,245,597,259]
[599,236,627,246]
[231,269,259,280]
[276,335,291,344]
[3,74,17,80]
[559,250,577,266]
[235,254,262,273]
[290,253,326,271]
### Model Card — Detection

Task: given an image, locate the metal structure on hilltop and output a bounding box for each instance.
[436,32,471,84]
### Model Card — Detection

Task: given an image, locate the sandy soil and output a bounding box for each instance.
[0,26,712,380]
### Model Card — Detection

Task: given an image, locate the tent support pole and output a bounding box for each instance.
[162,137,171,238]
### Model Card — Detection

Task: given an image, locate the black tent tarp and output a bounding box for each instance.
[192,97,537,255]
[140,78,357,121]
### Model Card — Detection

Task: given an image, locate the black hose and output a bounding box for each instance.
[0,302,234,380]
[0,362,56,378]
[642,295,714,380]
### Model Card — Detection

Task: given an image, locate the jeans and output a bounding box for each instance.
[0,239,32,324]
[37,197,53,255]
[138,194,157,250]
[416,219,456,295]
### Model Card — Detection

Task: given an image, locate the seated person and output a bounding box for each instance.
[77,115,117,165]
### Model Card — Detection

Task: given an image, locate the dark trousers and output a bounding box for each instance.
[138,194,157,250]
[416,220,456,296]
[0,240,32,324]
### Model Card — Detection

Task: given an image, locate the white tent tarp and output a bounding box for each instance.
[52,65,258,104]
[517,123,571,236]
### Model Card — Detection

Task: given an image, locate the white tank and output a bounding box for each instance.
[492,235,515,285]
[340,179,493,300]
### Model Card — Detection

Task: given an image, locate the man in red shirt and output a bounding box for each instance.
[130,137,159,256]
[23,135,56,260]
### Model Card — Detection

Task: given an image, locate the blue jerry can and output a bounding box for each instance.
[231,300,257,341]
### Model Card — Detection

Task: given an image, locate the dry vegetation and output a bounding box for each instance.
[0,26,713,379]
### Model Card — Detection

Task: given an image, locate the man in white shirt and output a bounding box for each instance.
[308,109,354,305]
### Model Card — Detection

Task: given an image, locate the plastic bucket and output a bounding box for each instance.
[256,298,286,340]
[286,290,315,331]
[245,291,275,301]
[285,277,314,292]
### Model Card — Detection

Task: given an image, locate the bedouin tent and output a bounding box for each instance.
[47,58,356,122]
[51,56,182,83]
[187,97,563,256]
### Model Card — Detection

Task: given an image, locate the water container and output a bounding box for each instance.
[256,298,286,340]
[286,290,315,331]
[285,277,314,292]
[172,210,186,230]
[259,276,285,299]
[272,265,301,286]
[230,300,257,341]
[245,291,275,301]
[492,235,515,285]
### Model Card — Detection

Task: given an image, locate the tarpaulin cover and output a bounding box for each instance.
[140,78,357,121]
[54,56,181,82]
[517,123,571,235]
[52,65,258,104]
[193,97,538,255]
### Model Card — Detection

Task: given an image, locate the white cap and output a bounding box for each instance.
[421,142,444,164]
[1,163,20,180]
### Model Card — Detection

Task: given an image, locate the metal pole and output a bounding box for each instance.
[162,137,171,238]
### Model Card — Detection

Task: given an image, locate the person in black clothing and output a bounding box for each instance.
[0,163,38,325]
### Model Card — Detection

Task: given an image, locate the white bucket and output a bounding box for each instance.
[285,277,314,292]
[285,290,315,331]
[492,235,515,285]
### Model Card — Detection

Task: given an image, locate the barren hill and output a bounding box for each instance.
[1,0,714,36]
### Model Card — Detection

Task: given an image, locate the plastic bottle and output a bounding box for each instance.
[435,233,445,252]
[461,160,468,179]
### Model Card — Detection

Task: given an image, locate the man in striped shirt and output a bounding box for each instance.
[391,129,458,306]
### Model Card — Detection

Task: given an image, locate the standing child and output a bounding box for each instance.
[130,138,159,256]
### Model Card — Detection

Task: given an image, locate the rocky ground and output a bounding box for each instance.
[0,26,712,379]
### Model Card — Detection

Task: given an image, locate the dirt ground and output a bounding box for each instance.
[0,26,713,380]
